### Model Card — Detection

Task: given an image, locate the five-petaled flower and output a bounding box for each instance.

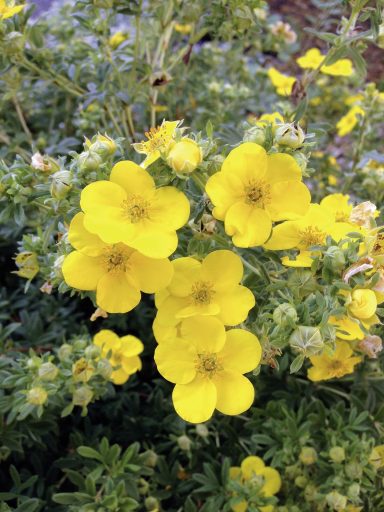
[307,341,362,381]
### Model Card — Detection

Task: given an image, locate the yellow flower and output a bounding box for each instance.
[229,456,282,512]
[0,0,24,20]
[347,289,377,320]
[72,358,95,383]
[297,48,353,76]
[328,315,365,341]
[267,67,296,96]
[108,31,127,49]
[206,143,311,247]
[174,23,192,34]
[133,120,180,168]
[14,251,39,279]
[93,329,143,385]
[166,138,203,174]
[155,250,255,327]
[296,48,324,69]
[308,341,362,381]
[328,175,338,186]
[62,212,174,313]
[155,327,261,423]
[256,112,284,129]
[345,93,364,106]
[336,106,365,137]
[80,160,190,258]
[264,204,354,267]
[27,387,48,406]
[320,193,353,222]
[369,444,384,470]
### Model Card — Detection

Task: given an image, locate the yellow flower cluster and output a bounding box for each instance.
[267,67,296,96]
[206,142,311,247]
[62,160,190,313]
[229,455,282,512]
[153,250,261,423]
[93,329,143,385]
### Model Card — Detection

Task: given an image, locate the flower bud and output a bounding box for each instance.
[350,201,377,229]
[109,32,127,49]
[243,125,266,145]
[329,446,345,463]
[142,449,158,468]
[27,387,48,406]
[38,362,59,381]
[347,483,360,499]
[72,385,93,407]
[294,476,307,488]
[78,151,103,172]
[326,491,347,511]
[89,134,117,158]
[85,345,101,359]
[275,123,305,149]
[348,289,377,320]
[345,461,362,479]
[97,358,112,380]
[196,424,209,438]
[138,478,150,495]
[289,326,323,356]
[304,484,317,502]
[324,246,346,272]
[167,138,202,174]
[58,343,73,361]
[72,358,95,383]
[144,497,159,511]
[177,434,192,451]
[273,303,298,325]
[50,170,72,199]
[31,152,59,173]
[4,31,24,56]
[369,445,384,469]
[299,447,317,465]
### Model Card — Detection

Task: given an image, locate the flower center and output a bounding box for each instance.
[143,125,172,152]
[299,226,326,248]
[122,195,150,223]
[196,353,222,377]
[191,280,215,305]
[103,246,131,273]
[244,180,271,207]
[329,360,345,376]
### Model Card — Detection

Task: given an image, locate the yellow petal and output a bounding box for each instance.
[96,273,141,313]
[221,143,268,183]
[219,329,261,373]
[260,467,282,496]
[110,368,129,385]
[68,212,107,256]
[81,180,126,212]
[281,250,314,267]
[130,221,179,258]
[266,153,302,183]
[205,172,244,221]
[62,251,104,290]
[151,186,190,230]
[225,202,272,247]
[180,316,226,353]
[156,295,189,326]
[267,181,311,221]
[110,160,155,195]
[167,257,202,297]
[152,316,178,343]
[93,329,120,350]
[173,375,217,423]
[120,335,144,357]
[215,286,255,326]
[155,339,197,384]
[232,502,247,512]
[177,302,221,319]
[200,250,243,290]
[241,456,265,478]
[121,355,142,374]
[213,370,254,415]
[130,252,173,293]
[1,4,24,19]
[263,221,301,250]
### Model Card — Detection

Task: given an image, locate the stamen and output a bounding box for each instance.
[191,281,215,305]
[299,226,326,248]
[103,246,131,273]
[195,353,222,377]
[244,180,271,207]
[122,195,150,223]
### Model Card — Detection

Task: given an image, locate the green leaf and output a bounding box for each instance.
[290,354,305,374]
[52,493,77,505]
[77,446,104,463]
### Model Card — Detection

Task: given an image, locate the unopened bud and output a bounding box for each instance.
[177,435,192,451]
[72,358,94,383]
[289,326,323,356]
[345,461,362,479]
[299,447,317,465]
[50,170,72,199]
[142,449,158,468]
[275,123,305,149]
[38,362,59,381]
[85,345,101,359]
[167,138,203,174]
[295,476,307,488]
[326,491,347,511]
[89,134,117,158]
[329,446,345,463]
[144,497,159,511]
[58,343,73,361]
[196,424,209,438]
[78,151,102,172]
[27,387,48,406]
[243,125,266,145]
[273,303,298,325]
[72,386,93,407]
[347,483,360,499]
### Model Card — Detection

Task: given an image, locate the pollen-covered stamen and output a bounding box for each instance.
[244,180,271,207]
[142,125,173,152]
[299,226,326,248]
[122,195,150,223]
[191,280,215,305]
[195,353,223,377]
[103,246,131,273]
[328,360,345,377]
